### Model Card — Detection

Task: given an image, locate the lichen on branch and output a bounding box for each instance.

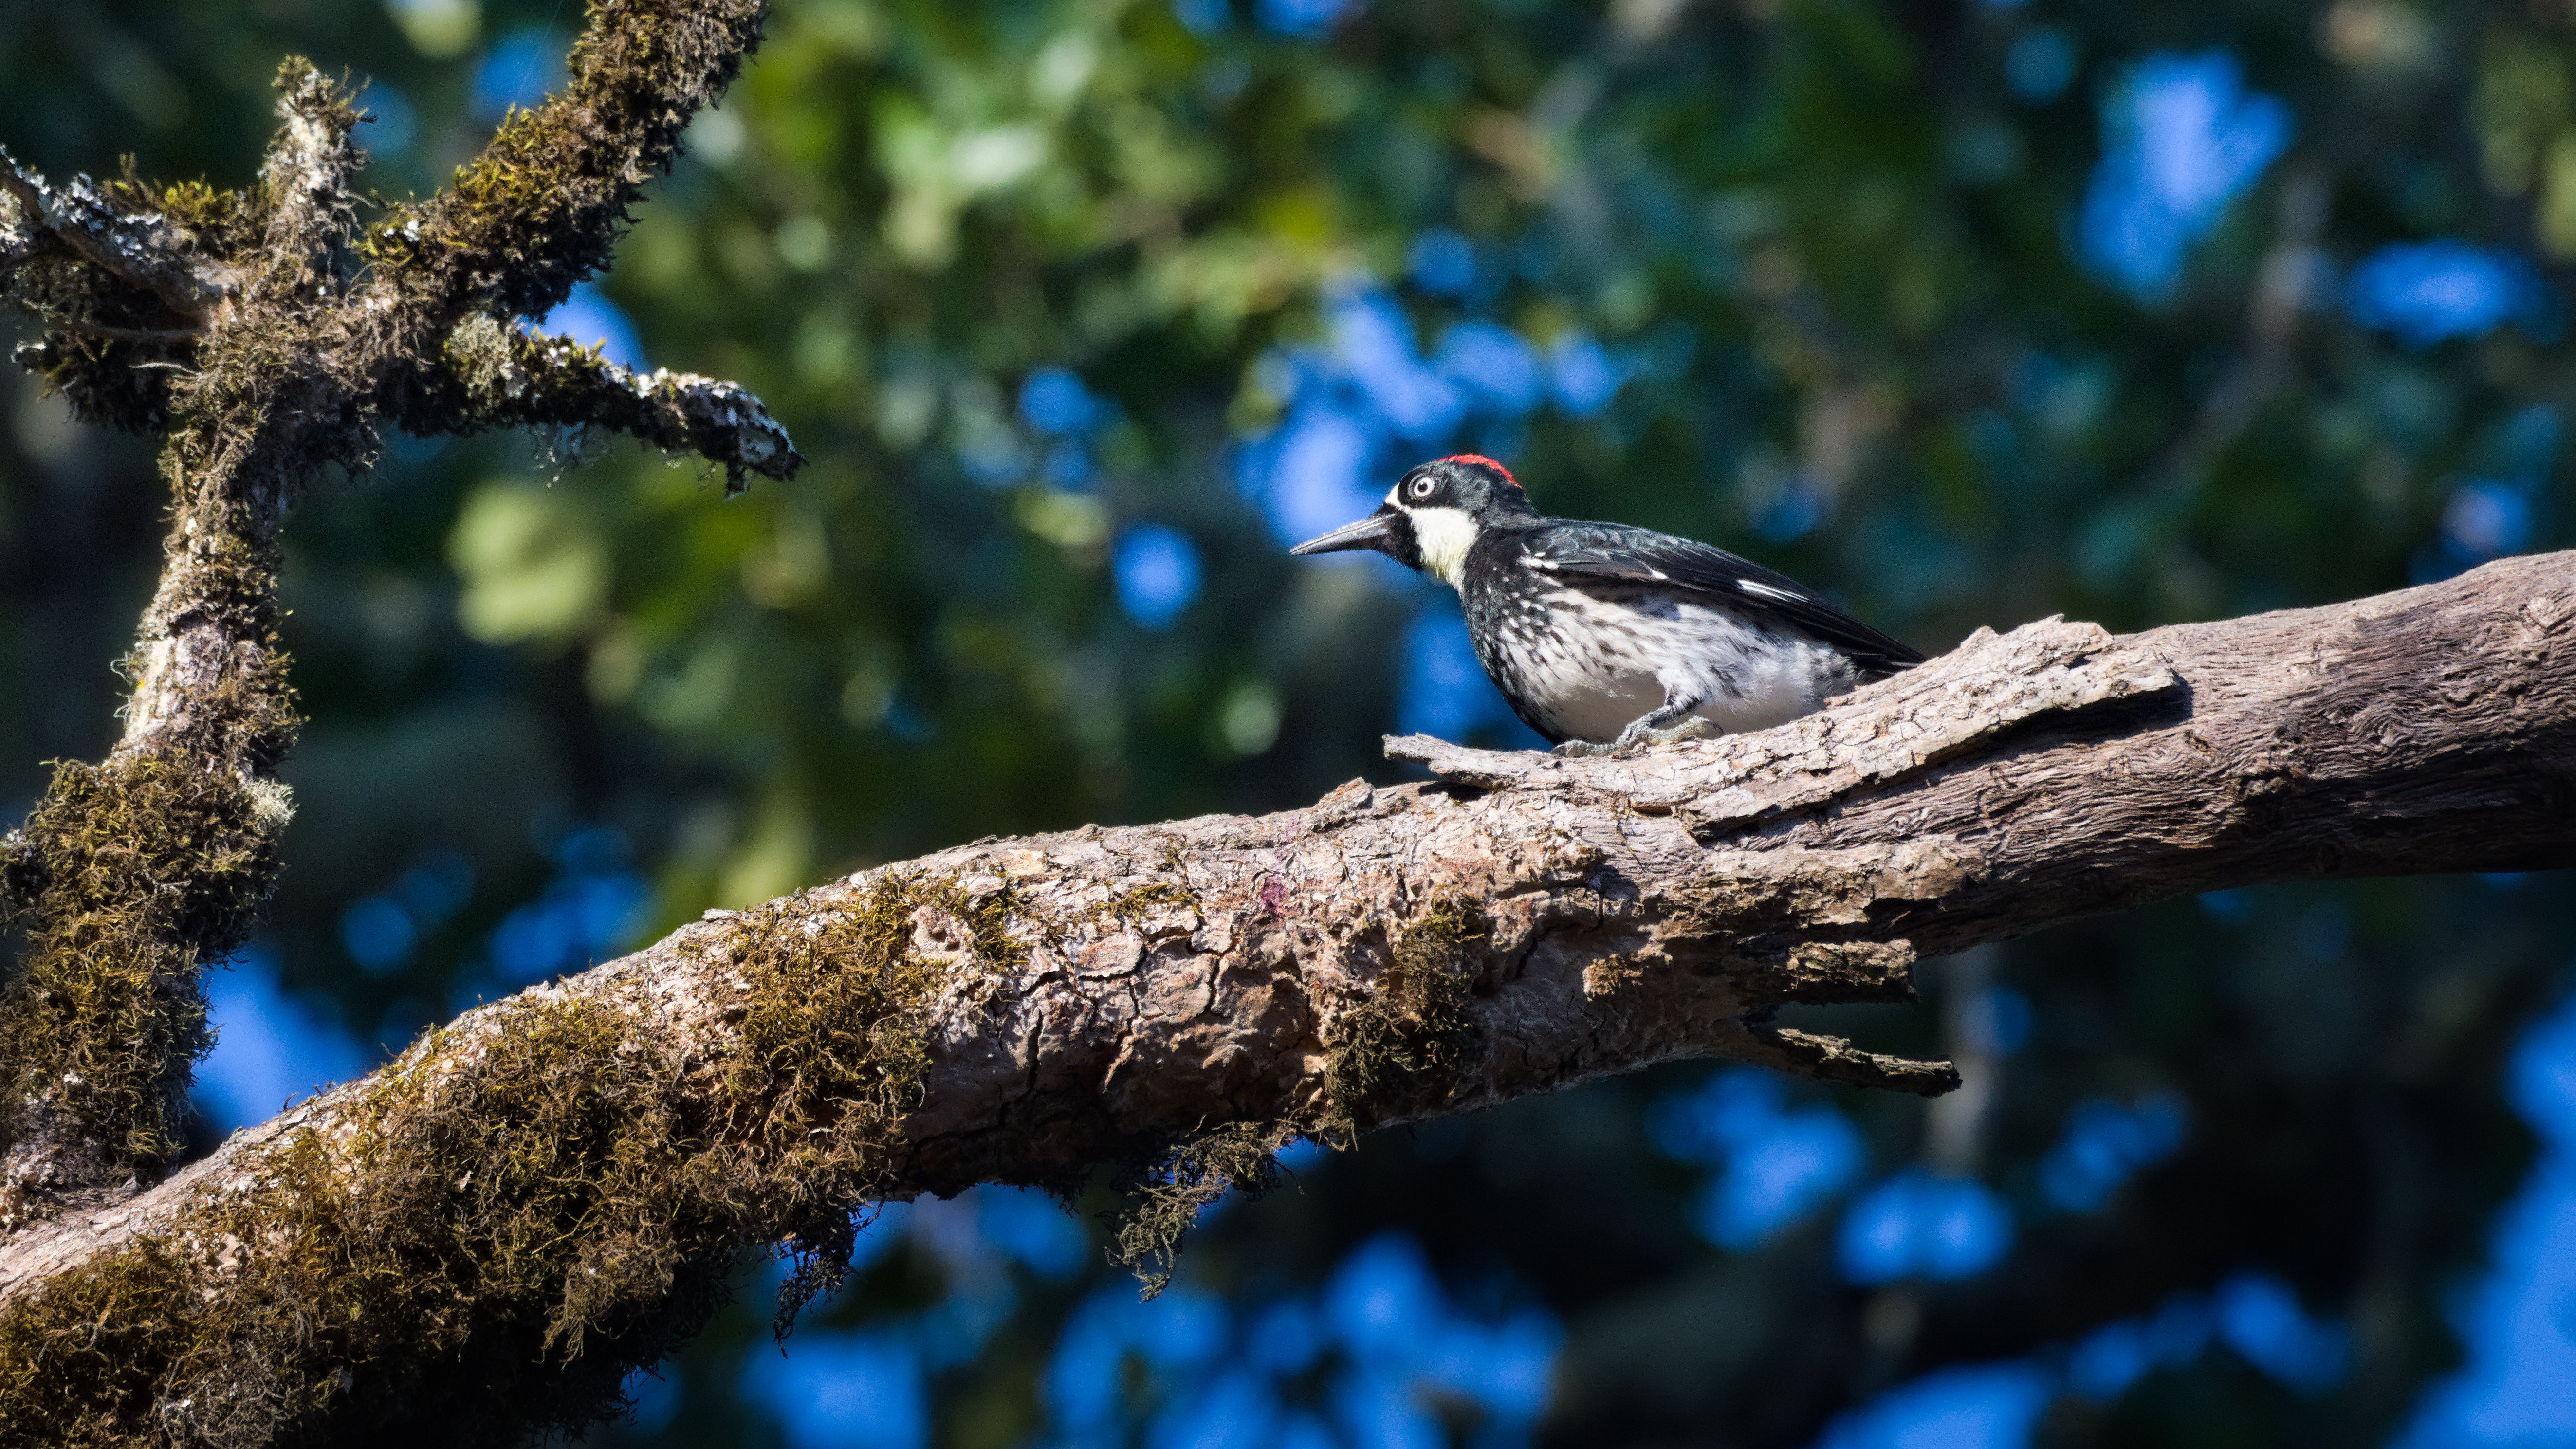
[0,148,244,433]
[0,146,237,325]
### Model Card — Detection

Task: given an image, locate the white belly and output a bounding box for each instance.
[1474,586,1860,743]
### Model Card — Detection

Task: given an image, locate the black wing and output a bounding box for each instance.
[1520,521,1926,675]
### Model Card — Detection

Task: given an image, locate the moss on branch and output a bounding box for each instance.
[1324,892,1488,1135]
[1104,891,1490,1295]
[393,317,804,492]
[0,523,298,1218]
[0,757,280,1197]
[1110,1120,1303,1297]
[0,5,832,1435]
[364,0,772,323]
[0,872,1016,1446]
[0,0,794,1228]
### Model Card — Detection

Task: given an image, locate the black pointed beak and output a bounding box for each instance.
[1290,504,1402,556]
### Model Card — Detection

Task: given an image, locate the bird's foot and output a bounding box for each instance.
[1554,717,1722,759]
[1636,716,1723,748]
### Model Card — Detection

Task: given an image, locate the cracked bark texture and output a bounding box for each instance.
[0,0,795,1232]
[0,553,2565,1444]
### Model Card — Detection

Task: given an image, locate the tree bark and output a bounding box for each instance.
[0,551,2566,1444]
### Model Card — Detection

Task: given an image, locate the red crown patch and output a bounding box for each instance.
[1438,454,1519,488]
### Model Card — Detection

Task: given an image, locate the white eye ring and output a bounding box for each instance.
[1409,476,1435,500]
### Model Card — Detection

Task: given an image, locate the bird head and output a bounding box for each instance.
[1288,455,1535,589]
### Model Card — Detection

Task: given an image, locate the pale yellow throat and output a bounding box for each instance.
[1402,504,1478,591]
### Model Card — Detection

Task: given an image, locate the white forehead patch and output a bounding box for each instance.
[1403,505,1478,591]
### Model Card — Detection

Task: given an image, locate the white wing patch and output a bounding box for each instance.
[1738,579,1803,603]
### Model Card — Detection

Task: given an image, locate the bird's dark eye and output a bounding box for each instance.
[1408,476,1435,501]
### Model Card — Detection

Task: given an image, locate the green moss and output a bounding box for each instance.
[0,525,297,1201]
[718,871,1019,1324]
[102,165,256,259]
[12,146,260,436]
[1323,892,1487,1138]
[0,754,281,1180]
[362,0,770,323]
[0,871,1020,1446]
[1097,892,1486,1295]
[0,1000,717,1445]
[1080,880,1197,932]
[1109,1120,1302,1297]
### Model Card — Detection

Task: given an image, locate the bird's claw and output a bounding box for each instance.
[1637,717,1723,748]
[1553,717,1721,759]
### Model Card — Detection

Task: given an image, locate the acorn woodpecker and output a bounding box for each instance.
[1290,454,1924,756]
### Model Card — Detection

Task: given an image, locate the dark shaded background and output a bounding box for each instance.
[2,0,2572,1444]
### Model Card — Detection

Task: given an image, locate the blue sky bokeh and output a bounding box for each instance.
[2078,51,2288,296]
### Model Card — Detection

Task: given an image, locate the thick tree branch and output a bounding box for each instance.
[1,554,2567,1444]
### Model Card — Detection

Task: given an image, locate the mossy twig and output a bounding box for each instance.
[401,318,803,493]
[363,0,771,325]
[0,146,234,322]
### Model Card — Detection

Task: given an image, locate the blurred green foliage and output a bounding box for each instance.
[2,0,2574,1444]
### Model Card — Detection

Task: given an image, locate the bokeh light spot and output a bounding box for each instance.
[1114,524,1204,630]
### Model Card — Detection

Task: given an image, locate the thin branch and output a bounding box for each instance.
[362,0,773,327]
[255,61,366,286]
[1,553,2567,1444]
[398,317,805,490]
[341,0,799,481]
